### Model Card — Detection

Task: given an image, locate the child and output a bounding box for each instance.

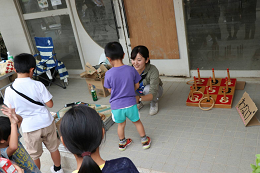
[3,53,63,173]
[0,105,40,173]
[60,105,139,173]
[104,42,151,151]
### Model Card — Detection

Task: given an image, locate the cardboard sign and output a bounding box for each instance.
[236,92,259,127]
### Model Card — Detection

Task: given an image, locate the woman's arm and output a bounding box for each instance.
[136,94,153,103]
[141,66,161,102]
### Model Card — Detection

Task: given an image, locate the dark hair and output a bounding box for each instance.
[131,45,150,63]
[14,53,36,73]
[104,42,124,60]
[0,116,11,141]
[60,105,103,173]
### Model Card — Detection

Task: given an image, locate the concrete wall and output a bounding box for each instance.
[0,0,31,56]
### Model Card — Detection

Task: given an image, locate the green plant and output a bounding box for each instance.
[251,154,260,173]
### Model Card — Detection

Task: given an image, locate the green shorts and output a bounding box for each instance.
[111,104,140,123]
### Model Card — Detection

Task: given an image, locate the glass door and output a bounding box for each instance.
[184,0,260,71]
[17,0,83,70]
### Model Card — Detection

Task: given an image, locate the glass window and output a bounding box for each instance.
[26,15,82,69]
[19,0,67,14]
[75,0,119,48]
[184,0,260,70]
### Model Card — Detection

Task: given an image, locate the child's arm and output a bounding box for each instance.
[1,105,22,128]
[45,99,53,108]
[107,89,111,93]
[1,106,19,157]
[39,83,53,108]
[134,82,139,91]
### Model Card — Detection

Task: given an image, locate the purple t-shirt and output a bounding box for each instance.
[104,65,141,110]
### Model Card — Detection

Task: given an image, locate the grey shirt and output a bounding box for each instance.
[142,63,163,99]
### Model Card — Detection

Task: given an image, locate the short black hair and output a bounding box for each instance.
[14,53,36,73]
[0,116,11,141]
[131,45,150,63]
[104,42,124,60]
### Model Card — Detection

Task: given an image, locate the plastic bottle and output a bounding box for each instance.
[90,85,98,101]
[7,52,13,61]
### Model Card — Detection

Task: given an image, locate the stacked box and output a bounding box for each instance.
[85,78,110,97]
[89,104,114,131]
[54,103,114,137]
[80,62,111,97]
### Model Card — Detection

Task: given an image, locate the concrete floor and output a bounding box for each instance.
[5,76,260,173]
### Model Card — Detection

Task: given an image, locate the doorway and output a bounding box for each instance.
[17,0,83,71]
[121,0,180,60]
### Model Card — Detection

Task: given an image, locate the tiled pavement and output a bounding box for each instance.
[6,77,260,173]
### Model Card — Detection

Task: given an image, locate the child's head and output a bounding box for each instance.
[14,53,36,74]
[60,105,104,173]
[104,42,124,61]
[0,117,11,147]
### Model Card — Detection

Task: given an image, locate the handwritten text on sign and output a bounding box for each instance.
[235,92,258,126]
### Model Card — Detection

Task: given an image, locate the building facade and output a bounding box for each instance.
[0,0,259,77]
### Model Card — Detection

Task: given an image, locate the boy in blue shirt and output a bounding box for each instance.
[104,42,151,151]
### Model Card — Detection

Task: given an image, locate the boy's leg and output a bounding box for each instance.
[50,149,61,167]
[118,121,132,151]
[34,159,41,169]
[127,105,151,149]
[23,130,44,169]
[133,120,151,149]
[132,120,145,137]
[126,105,145,137]
[118,121,126,140]
[42,121,63,172]
[112,109,132,151]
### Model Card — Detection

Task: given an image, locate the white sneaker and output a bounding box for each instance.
[50,166,64,173]
[149,102,158,115]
